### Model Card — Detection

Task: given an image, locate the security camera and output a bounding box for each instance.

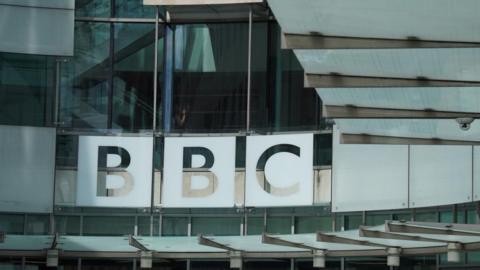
[456,117,474,131]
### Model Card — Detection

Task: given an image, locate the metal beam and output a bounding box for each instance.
[262,234,316,251]
[282,33,480,50]
[323,105,480,119]
[128,235,149,251]
[359,227,447,243]
[198,235,239,252]
[340,133,480,145]
[306,73,480,88]
[144,0,263,5]
[316,232,392,248]
[387,222,480,236]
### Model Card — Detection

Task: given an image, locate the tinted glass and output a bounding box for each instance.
[0,53,55,127]
[76,0,111,17]
[251,22,322,132]
[60,22,110,130]
[115,0,156,18]
[171,23,248,133]
[112,23,157,131]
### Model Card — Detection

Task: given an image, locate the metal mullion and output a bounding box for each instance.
[107,21,115,130]
[245,5,252,132]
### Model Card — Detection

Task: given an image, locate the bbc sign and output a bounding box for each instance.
[76,134,313,208]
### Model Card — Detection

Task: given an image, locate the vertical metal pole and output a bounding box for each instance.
[187,216,192,236]
[21,257,26,270]
[246,6,252,132]
[153,6,159,131]
[263,209,267,233]
[54,59,61,126]
[162,12,174,132]
[133,258,137,270]
[134,216,138,236]
[77,258,82,270]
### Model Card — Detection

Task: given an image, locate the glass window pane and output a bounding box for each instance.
[172,23,248,133]
[266,217,291,234]
[439,211,453,223]
[0,214,24,234]
[246,217,263,235]
[0,53,55,126]
[55,216,80,235]
[191,217,240,236]
[76,0,111,17]
[83,216,135,236]
[112,23,158,131]
[138,216,152,236]
[295,216,332,233]
[415,212,437,222]
[251,22,322,133]
[344,215,362,230]
[25,215,49,235]
[467,209,477,224]
[365,214,390,226]
[60,22,110,130]
[115,0,156,18]
[162,217,188,236]
[393,213,411,222]
[314,134,332,166]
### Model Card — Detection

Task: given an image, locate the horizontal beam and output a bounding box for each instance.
[144,0,263,5]
[262,234,315,251]
[306,74,480,88]
[317,232,391,248]
[283,33,480,50]
[340,133,480,145]
[198,235,238,252]
[324,105,480,119]
[359,227,447,243]
[387,222,480,237]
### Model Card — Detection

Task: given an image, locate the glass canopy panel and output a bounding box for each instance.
[58,236,137,252]
[0,235,52,251]
[206,235,306,252]
[295,48,480,81]
[138,237,222,252]
[317,87,480,113]
[335,119,480,142]
[267,0,480,42]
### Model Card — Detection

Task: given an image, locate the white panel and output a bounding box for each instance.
[332,127,408,212]
[0,125,55,213]
[296,49,480,82]
[268,0,480,42]
[245,134,313,207]
[76,136,153,208]
[335,119,480,142]
[409,145,472,208]
[0,2,74,56]
[162,137,236,208]
[473,147,480,201]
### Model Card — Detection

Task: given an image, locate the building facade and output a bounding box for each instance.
[0,0,479,269]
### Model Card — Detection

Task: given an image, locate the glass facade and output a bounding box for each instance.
[0,1,478,270]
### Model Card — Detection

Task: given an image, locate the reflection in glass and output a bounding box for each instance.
[172,23,248,133]
[75,0,111,17]
[112,23,158,131]
[251,22,322,132]
[115,0,156,18]
[60,22,110,130]
[0,53,55,126]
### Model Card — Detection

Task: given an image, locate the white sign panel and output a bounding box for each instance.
[245,134,313,206]
[409,145,472,208]
[332,127,409,212]
[0,125,56,213]
[76,136,153,207]
[162,137,236,207]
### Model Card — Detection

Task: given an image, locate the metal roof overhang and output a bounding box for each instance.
[2,222,480,264]
[268,0,480,144]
